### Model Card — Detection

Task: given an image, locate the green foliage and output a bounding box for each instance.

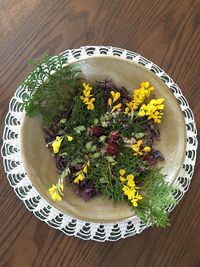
[21,54,79,126]
[135,168,177,227]
[114,147,143,176]
[87,157,124,201]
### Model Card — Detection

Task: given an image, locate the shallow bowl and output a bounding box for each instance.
[20,54,186,223]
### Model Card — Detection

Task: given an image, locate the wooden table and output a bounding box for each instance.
[0,1,199,266]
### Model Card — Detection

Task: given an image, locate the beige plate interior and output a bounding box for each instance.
[20,56,186,223]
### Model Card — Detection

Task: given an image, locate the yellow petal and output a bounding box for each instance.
[143,146,151,153]
[157,104,165,110]
[52,191,62,201]
[130,144,138,152]
[113,92,121,103]
[134,151,143,156]
[136,193,142,200]
[127,174,134,181]
[120,176,126,183]
[119,169,126,176]
[131,199,138,207]
[67,135,73,142]
[127,179,135,188]
[108,98,112,107]
[156,98,164,104]
[84,91,93,98]
[137,140,143,146]
[111,91,115,98]
[83,82,92,91]
[83,164,88,174]
[138,110,146,116]
[111,103,121,113]
[149,86,154,92]
[87,103,95,110]
[124,107,130,114]
[74,173,85,184]
[49,184,56,195]
[52,136,63,154]
[126,101,132,108]
[141,81,149,89]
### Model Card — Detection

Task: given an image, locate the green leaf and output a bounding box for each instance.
[21,54,80,126]
[135,167,177,227]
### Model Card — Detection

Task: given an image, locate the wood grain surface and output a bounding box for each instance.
[0,0,199,266]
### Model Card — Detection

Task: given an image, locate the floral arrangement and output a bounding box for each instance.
[22,55,177,227]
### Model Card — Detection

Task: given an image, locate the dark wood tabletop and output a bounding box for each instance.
[0,1,199,266]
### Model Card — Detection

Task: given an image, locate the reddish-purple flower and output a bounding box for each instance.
[106,143,119,155]
[91,126,104,137]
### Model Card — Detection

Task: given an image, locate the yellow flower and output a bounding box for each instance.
[119,169,126,183]
[49,184,62,201]
[119,169,126,176]
[80,95,90,103]
[133,90,146,104]
[67,135,73,142]
[126,174,136,188]
[119,169,142,207]
[80,82,95,110]
[122,180,142,207]
[124,101,137,115]
[83,165,88,174]
[127,174,134,181]
[108,98,112,107]
[137,109,146,116]
[141,81,150,88]
[123,185,135,200]
[86,98,95,110]
[126,101,138,109]
[131,192,143,207]
[130,140,152,156]
[108,91,121,112]
[143,146,151,153]
[52,136,63,154]
[138,98,165,123]
[120,176,126,182]
[83,82,92,92]
[124,81,154,116]
[49,184,56,195]
[82,160,90,174]
[124,107,130,114]
[111,91,121,103]
[87,103,94,110]
[111,103,122,113]
[74,173,85,184]
[74,161,90,184]
[131,140,143,156]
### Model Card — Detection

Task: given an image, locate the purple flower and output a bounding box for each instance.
[153,150,164,161]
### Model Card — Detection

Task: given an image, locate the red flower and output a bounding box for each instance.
[110,131,120,140]
[91,126,104,137]
[106,143,119,155]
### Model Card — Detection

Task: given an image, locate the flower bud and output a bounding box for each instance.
[106,143,119,155]
[91,126,104,137]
